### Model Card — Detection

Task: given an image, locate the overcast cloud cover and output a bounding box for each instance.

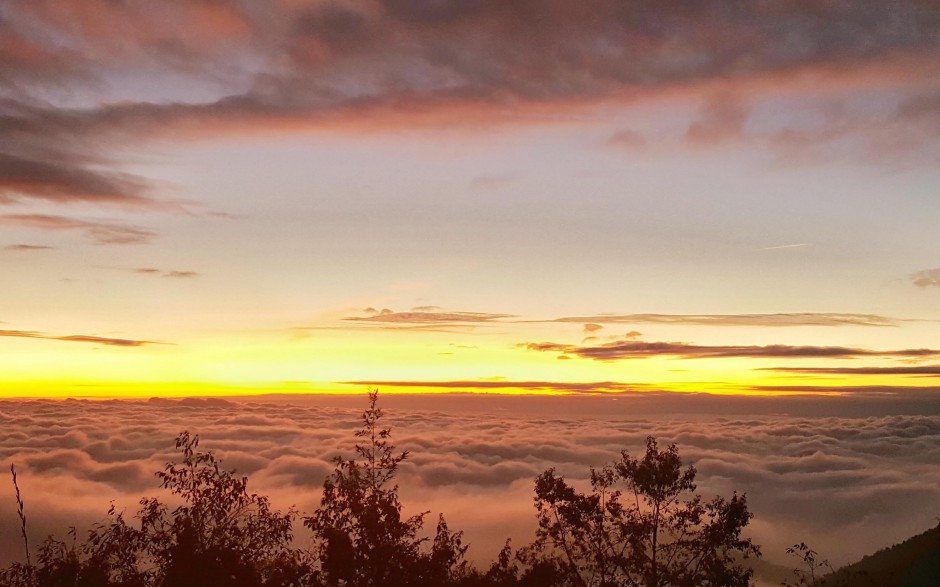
[2,0,939,215]
[2,395,939,576]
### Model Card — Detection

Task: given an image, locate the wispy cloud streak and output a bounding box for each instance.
[134,269,200,279]
[0,329,162,347]
[751,385,940,394]
[304,308,517,333]
[546,313,898,327]
[0,214,155,244]
[345,310,512,324]
[524,340,939,361]
[4,244,52,251]
[764,366,940,376]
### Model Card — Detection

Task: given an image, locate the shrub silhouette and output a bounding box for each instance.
[521,436,760,587]
[3,433,299,587]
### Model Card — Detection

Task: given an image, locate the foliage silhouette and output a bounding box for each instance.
[143,431,298,586]
[3,393,778,587]
[11,466,30,568]
[2,465,34,586]
[2,432,299,587]
[521,436,760,587]
[782,543,833,587]
[304,389,471,587]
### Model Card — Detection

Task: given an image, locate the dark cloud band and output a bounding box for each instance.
[0,1,937,208]
[763,366,940,376]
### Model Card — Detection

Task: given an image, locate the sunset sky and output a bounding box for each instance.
[2,0,940,399]
[4,5,940,580]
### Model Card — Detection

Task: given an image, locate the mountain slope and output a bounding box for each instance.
[821,524,940,586]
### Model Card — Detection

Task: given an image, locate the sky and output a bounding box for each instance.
[1,0,940,399]
[3,3,940,578]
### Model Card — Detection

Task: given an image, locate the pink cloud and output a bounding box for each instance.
[0,214,155,245]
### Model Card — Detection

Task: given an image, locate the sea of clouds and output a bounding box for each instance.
[1,394,939,579]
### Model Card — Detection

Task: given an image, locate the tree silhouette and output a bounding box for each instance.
[523,436,759,587]
[418,514,476,585]
[304,389,470,587]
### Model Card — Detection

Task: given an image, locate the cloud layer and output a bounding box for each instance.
[5,1,938,114]
[1,395,938,575]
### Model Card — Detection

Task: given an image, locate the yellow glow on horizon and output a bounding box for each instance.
[3,372,934,400]
[3,331,937,399]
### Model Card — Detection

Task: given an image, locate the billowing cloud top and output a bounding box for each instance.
[1,395,939,575]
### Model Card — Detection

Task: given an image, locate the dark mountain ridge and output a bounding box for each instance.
[820,523,940,587]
